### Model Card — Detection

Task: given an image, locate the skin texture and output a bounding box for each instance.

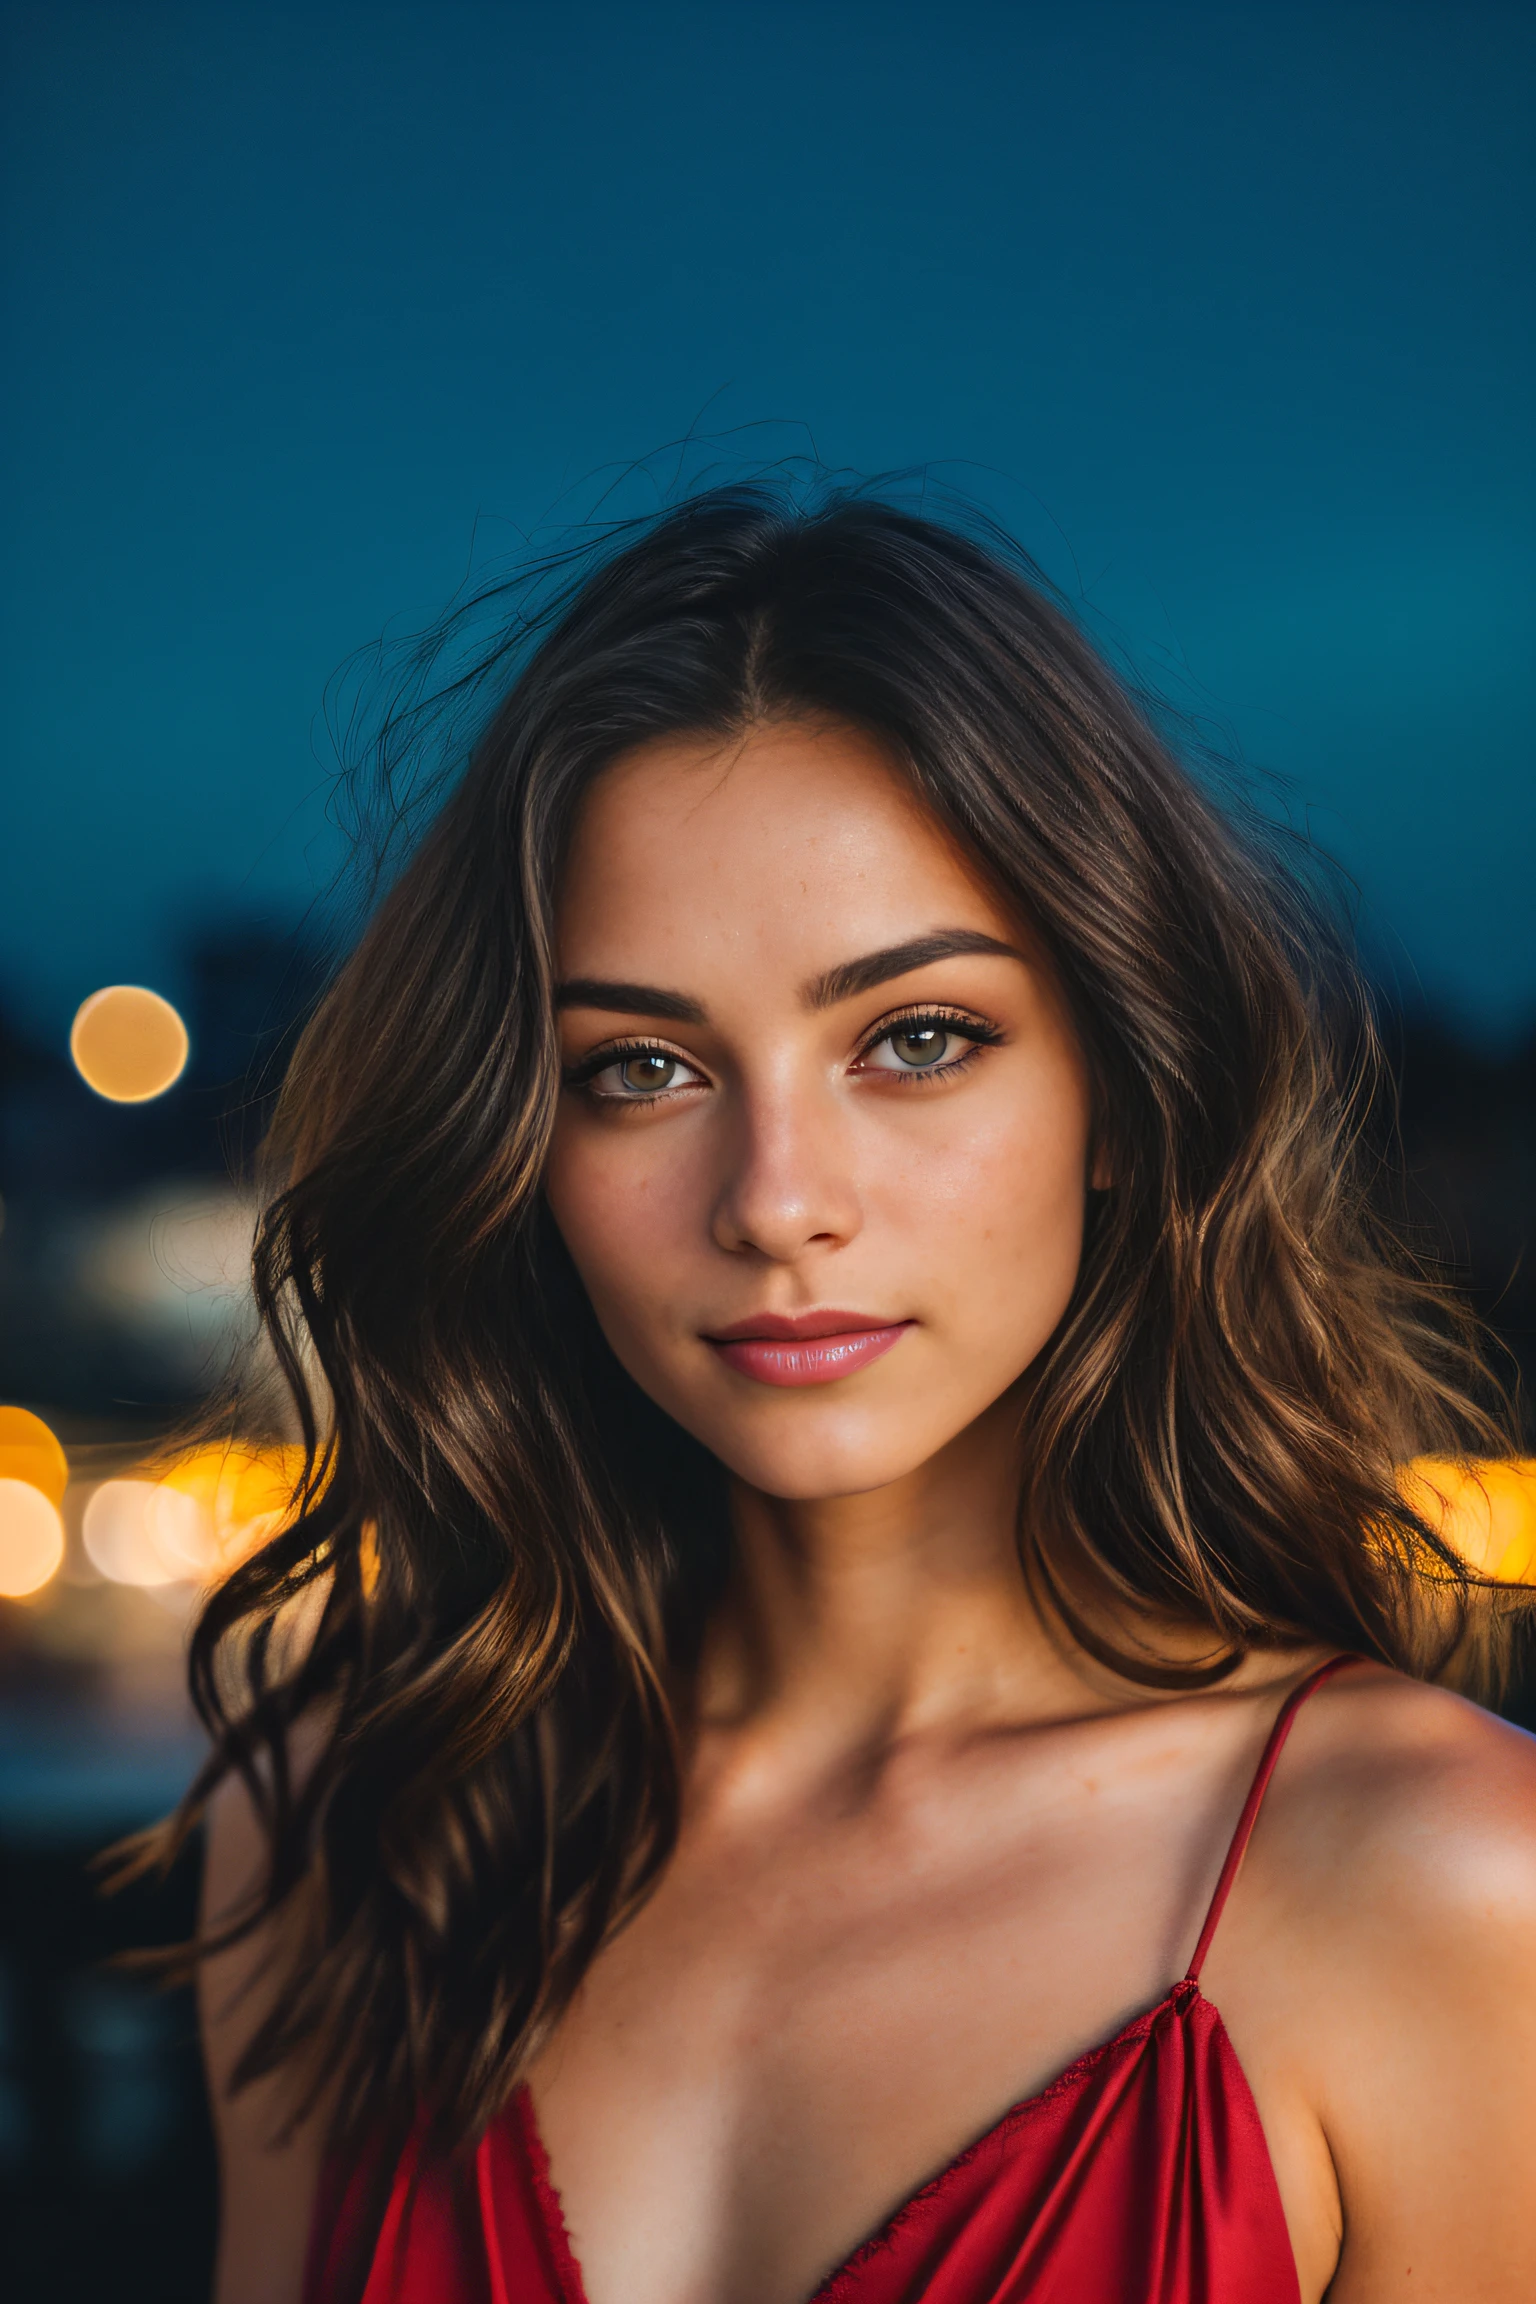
[205,719,1536,2304]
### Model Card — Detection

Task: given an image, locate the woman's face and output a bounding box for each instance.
[544,720,1098,1503]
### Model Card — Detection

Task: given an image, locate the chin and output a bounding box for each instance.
[692,1406,963,1503]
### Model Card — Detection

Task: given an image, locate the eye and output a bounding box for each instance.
[869,1024,958,1070]
[570,1044,707,1100]
[856,1009,1000,1078]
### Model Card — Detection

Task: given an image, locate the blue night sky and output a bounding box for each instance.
[2,1,1532,1045]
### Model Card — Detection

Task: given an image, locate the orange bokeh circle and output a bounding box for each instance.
[154,1443,309,1577]
[0,1405,69,1506]
[1401,1456,1536,1583]
[70,984,189,1102]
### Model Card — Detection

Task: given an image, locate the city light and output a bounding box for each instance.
[0,1408,69,1597]
[155,1443,308,1576]
[0,1405,69,1506]
[0,1477,67,1598]
[69,984,190,1102]
[9,1428,1533,1606]
[81,1479,202,1586]
[78,1445,308,1588]
[1402,1457,1536,1582]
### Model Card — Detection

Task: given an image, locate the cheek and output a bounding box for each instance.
[542,1118,697,1327]
[885,1075,1091,1346]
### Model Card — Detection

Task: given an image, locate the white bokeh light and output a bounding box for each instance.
[82,1478,213,1586]
[0,1478,66,1598]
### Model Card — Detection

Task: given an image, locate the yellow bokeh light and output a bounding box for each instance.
[0,1478,66,1598]
[155,1443,308,1577]
[1402,1457,1536,1584]
[79,1446,308,1589]
[69,984,189,1103]
[0,1406,69,1506]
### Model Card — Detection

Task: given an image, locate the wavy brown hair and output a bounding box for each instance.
[149,480,1522,2155]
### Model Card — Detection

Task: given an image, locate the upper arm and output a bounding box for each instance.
[1297,1692,1536,2301]
[200,1766,329,2304]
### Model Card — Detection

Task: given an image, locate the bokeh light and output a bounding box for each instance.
[69,984,190,1103]
[155,1444,307,1577]
[80,1446,307,1588]
[1401,1457,1536,1583]
[0,1477,67,1598]
[0,1404,69,1505]
[82,1479,203,1586]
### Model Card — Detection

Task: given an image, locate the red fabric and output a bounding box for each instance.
[307,1658,1356,2304]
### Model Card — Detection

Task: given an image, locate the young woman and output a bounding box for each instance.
[186,487,1536,2303]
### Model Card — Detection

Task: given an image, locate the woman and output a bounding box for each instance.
[186,486,1536,2303]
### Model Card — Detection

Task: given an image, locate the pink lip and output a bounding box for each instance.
[704,1309,914,1388]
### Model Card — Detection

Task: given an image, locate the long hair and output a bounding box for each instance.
[151,479,1521,2153]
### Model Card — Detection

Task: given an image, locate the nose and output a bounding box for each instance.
[709,1079,863,1263]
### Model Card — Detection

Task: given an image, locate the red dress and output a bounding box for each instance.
[307,1657,1357,2303]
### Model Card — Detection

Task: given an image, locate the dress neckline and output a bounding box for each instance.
[803,1979,1205,2300]
[514,1976,1207,2304]
[514,1655,1357,2304]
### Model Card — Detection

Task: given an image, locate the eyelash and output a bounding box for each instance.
[854,1005,1003,1084]
[564,1006,1003,1103]
[562,1039,697,1099]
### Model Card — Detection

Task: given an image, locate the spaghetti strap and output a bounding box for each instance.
[1185,1653,1362,1982]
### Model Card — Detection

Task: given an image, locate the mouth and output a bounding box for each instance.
[702,1309,915,1389]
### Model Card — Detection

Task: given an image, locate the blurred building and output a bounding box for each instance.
[0,919,325,2303]
[1393,1013,1536,1416]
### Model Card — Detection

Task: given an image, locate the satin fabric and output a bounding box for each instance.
[306,1661,1354,2304]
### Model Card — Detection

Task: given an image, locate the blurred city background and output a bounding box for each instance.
[1,3,1532,2297]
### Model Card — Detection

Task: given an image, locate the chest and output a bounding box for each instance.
[526,1736,1242,2304]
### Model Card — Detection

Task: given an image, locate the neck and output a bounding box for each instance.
[698,1394,1088,1766]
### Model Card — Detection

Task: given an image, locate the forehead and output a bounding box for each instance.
[556,720,1017,978]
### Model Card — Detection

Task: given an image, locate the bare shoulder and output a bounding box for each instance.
[1240,1663,1536,2302]
[1266,1662,1536,1951]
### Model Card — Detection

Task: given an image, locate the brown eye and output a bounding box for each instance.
[619,1053,680,1093]
[857,1012,997,1080]
[887,1026,950,1068]
[575,1045,707,1100]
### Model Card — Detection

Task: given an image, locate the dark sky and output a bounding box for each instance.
[2,1,1532,1044]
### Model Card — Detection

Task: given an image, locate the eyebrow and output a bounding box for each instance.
[555,929,1024,1027]
[555,978,708,1024]
[803,929,1025,1010]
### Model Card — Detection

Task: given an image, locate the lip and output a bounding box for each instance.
[703,1308,914,1388]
